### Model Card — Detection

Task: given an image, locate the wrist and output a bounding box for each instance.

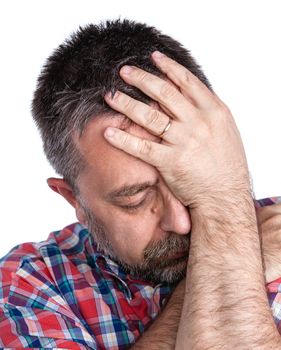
[190,188,257,233]
[189,190,261,266]
[185,170,253,209]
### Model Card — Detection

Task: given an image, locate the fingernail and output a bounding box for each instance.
[105,92,113,100]
[120,65,133,75]
[113,90,120,100]
[104,127,116,138]
[105,91,119,101]
[111,91,120,100]
[152,51,165,60]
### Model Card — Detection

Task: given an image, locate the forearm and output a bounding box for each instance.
[176,191,281,349]
[131,280,184,350]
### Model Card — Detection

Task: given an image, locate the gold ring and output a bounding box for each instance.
[159,119,172,138]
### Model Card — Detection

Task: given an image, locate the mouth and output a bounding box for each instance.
[152,251,188,268]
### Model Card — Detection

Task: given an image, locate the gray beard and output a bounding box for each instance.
[82,205,190,284]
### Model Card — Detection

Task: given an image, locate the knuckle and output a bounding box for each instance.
[179,70,191,87]
[138,139,152,155]
[146,109,162,128]
[121,133,131,148]
[221,103,232,116]
[136,70,148,84]
[216,103,232,120]
[208,97,231,119]
[123,96,134,112]
[159,83,177,100]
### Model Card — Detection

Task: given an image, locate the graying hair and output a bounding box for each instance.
[31,19,212,190]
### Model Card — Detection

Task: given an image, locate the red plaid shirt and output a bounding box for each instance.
[1,196,281,349]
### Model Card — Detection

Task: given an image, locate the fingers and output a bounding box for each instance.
[104,127,171,168]
[105,91,179,143]
[118,65,196,121]
[119,52,220,112]
[151,51,220,110]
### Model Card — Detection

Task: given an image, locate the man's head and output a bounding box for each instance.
[32,19,212,284]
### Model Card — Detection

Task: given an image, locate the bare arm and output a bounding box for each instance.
[131,278,185,349]
[132,203,281,349]
[103,51,281,348]
[176,193,281,349]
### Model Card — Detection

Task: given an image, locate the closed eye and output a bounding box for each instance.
[119,199,146,212]
[118,188,156,213]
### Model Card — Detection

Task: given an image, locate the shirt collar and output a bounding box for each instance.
[84,226,162,299]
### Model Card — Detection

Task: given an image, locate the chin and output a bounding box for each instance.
[111,251,188,285]
[155,260,187,284]
[131,257,188,285]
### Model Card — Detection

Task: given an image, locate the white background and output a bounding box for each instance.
[0,0,280,257]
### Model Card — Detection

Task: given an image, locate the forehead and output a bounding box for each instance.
[75,115,160,195]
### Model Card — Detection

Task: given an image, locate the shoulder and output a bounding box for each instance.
[0,222,88,301]
[0,223,97,348]
[0,240,41,301]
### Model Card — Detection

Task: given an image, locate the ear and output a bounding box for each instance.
[47,177,77,207]
[47,177,87,225]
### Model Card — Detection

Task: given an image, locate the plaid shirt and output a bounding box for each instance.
[1,196,281,349]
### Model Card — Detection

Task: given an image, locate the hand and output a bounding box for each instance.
[104,51,251,208]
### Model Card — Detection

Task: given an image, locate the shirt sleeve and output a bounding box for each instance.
[0,304,92,349]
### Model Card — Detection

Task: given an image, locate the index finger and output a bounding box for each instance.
[104,127,171,169]
[119,65,197,122]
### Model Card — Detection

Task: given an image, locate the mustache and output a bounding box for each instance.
[144,232,191,261]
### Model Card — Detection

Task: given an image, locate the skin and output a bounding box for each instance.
[48,52,281,348]
[48,115,281,286]
[101,51,281,348]
[75,116,191,265]
[49,115,192,284]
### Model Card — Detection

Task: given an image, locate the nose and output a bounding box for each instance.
[159,192,191,235]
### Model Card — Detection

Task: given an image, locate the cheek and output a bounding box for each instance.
[102,211,158,264]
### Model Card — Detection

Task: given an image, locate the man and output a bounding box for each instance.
[1,19,281,349]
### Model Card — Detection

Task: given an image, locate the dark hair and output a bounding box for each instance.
[31,18,212,189]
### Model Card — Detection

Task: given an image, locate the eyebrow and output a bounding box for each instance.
[106,179,159,201]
